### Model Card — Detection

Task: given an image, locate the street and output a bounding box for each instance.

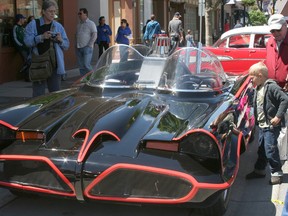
[0,131,287,216]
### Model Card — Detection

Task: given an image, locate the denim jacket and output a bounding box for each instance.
[24,17,70,75]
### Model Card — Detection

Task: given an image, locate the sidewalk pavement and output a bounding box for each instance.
[0,68,81,103]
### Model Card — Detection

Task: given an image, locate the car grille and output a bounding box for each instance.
[85,165,193,201]
[0,156,75,197]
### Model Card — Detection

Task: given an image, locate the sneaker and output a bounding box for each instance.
[269,176,283,185]
[246,171,266,180]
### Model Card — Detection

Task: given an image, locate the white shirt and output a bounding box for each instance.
[256,85,269,128]
[76,18,97,48]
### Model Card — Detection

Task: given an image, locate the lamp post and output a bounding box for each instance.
[226,0,236,29]
[243,5,246,26]
[198,0,205,44]
[221,0,225,34]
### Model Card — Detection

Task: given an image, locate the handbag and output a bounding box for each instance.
[29,19,57,82]
[29,43,56,82]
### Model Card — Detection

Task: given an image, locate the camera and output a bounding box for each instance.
[51,33,57,38]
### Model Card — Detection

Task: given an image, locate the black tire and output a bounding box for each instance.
[198,188,231,216]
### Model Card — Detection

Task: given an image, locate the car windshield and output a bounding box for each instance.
[88,45,227,92]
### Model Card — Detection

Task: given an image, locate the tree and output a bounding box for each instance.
[241,0,255,7]
[204,0,230,46]
[205,0,213,46]
[249,8,267,25]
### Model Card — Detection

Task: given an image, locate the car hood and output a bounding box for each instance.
[0,88,221,157]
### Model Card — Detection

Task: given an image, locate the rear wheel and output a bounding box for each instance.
[198,188,231,216]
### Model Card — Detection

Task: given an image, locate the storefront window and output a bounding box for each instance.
[0,0,14,17]
[16,0,59,19]
[16,0,41,18]
[0,0,14,48]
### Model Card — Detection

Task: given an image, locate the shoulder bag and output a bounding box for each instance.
[29,19,56,82]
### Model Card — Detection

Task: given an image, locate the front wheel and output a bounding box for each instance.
[198,188,231,216]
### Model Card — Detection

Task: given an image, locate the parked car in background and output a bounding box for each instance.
[205,26,271,76]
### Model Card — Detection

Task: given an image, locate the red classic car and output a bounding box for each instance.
[205,26,271,76]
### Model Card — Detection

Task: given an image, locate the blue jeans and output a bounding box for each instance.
[119,46,129,62]
[254,126,282,174]
[32,70,61,97]
[76,46,93,76]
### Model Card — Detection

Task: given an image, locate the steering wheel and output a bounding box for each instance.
[175,74,202,90]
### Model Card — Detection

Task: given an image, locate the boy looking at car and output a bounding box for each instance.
[246,62,288,185]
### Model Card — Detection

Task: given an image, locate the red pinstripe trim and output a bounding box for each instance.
[233,131,243,181]
[234,76,251,98]
[84,163,232,204]
[172,128,224,169]
[77,130,120,163]
[73,129,90,163]
[0,120,18,130]
[172,128,218,144]
[0,155,76,197]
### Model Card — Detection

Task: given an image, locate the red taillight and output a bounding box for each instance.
[146,141,179,152]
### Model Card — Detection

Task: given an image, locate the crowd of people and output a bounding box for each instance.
[14,4,197,98]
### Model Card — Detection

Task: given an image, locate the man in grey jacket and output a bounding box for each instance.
[168,12,183,43]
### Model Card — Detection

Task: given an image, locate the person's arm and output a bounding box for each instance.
[270,85,288,126]
[168,22,171,37]
[107,25,112,36]
[88,22,97,47]
[24,20,42,48]
[13,25,23,47]
[127,27,132,36]
[143,24,149,40]
[55,23,69,50]
[179,21,183,38]
[155,23,161,35]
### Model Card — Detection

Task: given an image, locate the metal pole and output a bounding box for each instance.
[221,0,225,34]
[200,15,202,44]
[243,5,246,26]
[199,0,205,44]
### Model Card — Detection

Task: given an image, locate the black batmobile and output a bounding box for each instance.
[0,45,255,216]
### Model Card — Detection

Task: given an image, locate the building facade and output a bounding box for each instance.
[0,0,227,83]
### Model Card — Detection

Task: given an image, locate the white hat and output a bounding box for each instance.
[268,14,286,31]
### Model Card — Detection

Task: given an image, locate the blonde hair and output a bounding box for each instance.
[249,61,268,78]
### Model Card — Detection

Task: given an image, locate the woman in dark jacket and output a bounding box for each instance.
[115,19,131,45]
[96,16,112,58]
[115,19,131,62]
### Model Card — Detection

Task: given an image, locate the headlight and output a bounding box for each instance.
[179,132,219,159]
[0,124,16,141]
[0,121,44,143]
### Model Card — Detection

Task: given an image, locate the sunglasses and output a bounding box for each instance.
[270,28,282,33]
[78,12,83,15]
